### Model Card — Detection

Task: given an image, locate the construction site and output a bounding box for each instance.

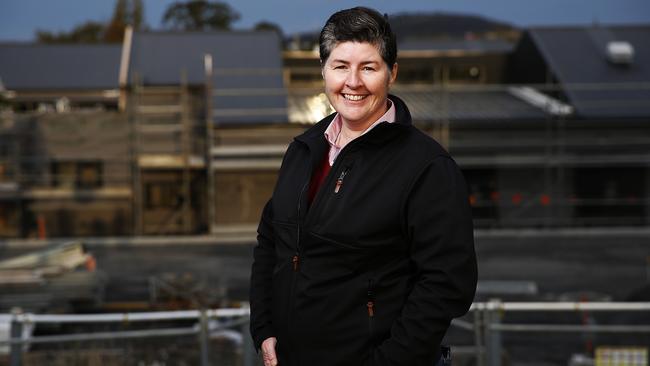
[1,22,650,366]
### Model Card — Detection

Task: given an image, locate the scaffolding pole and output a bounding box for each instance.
[180,70,193,234]
[204,54,216,234]
[130,73,143,235]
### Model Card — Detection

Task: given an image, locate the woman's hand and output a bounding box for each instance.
[261,337,278,366]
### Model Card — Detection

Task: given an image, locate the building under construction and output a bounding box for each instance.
[1,25,649,238]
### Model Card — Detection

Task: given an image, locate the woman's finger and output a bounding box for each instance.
[262,349,277,366]
[263,353,277,366]
[261,337,278,366]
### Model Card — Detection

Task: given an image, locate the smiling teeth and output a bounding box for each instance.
[344,94,366,101]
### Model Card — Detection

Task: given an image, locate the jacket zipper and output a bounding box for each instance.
[286,180,308,365]
[304,140,355,227]
[293,181,308,271]
[334,167,350,194]
[367,279,375,339]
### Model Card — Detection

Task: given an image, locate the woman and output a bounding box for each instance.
[250,7,477,366]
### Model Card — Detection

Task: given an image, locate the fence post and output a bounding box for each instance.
[241,317,256,366]
[483,304,491,366]
[485,299,503,366]
[199,309,210,366]
[474,305,485,366]
[10,307,23,366]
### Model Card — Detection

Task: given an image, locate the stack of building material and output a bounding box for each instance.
[0,242,105,312]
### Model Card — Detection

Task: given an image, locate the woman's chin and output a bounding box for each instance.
[339,113,370,126]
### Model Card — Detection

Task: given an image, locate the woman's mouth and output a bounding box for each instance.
[343,94,367,101]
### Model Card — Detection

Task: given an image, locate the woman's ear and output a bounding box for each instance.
[389,63,398,85]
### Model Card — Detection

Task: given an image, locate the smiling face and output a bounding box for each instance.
[322,41,398,130]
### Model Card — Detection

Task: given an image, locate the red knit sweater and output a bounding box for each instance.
[308,154,331,205]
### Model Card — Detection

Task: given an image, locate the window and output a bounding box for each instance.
[463,168,498,227]
[51,162,76,188]
[0,163,11,183]
[0,203,18,236]
[77,162,102,188]
[397,66,435,84]
[51,161,103,188]
[288,68,324,86]
[145,182,181,208]
[573,167,646,226]
[0,206,8,230]
[447,65,484,84]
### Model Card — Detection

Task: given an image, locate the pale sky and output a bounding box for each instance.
[1,0,649,41]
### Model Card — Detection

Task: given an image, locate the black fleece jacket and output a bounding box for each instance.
[250,95,477,366]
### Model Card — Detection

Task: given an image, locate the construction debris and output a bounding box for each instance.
[0,242,105,312]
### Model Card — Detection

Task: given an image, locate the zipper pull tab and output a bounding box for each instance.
[367,280,374,317]
[334,169,349,194]
[292,254,299,272]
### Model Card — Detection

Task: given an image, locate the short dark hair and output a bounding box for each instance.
[319,7,397,68]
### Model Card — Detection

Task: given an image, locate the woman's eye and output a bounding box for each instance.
[362,67,375,72]
[333,65,346,70]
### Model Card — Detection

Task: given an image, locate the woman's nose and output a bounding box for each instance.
[345,70,361,88]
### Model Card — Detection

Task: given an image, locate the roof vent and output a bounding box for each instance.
[607,41,634,65]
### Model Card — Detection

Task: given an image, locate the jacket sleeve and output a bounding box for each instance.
[371,156,477,366]
[249,199,277,350]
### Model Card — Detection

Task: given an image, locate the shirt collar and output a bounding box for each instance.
[324,98,396,148]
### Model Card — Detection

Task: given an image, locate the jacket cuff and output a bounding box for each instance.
[252,327,276,352]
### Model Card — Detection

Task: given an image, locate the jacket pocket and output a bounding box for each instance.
[271,220,298,255]
[367,278,375,341]
[366,278,376,366]
[305,230,364,277]
[309,230,364,251]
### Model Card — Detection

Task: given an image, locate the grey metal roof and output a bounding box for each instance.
[287,87,547,124]
[129,31,288,125]
[0,43,121,90]
[399,38,514,53]
[396,88,547,122]
[527,25,650,118]
[129,31,283,84]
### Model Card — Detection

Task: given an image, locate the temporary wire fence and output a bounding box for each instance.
[2,302,650,366]
[451,301,650,366]
[1,308,257,366]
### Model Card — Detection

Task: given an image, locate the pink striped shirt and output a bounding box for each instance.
[323,98,396,166]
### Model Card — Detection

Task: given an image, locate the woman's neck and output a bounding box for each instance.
[341,99,390,133]
[337,99,390,146]
[336,124,363,147]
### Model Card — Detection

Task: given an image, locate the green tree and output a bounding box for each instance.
[104,0,145,43]
[162,1,240,31]
[34,0,144,44]
[132,0,144,29]
[254,21,283,38]
[36,21,105,43]
[254,21,284,48]
[104,0,127,42]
